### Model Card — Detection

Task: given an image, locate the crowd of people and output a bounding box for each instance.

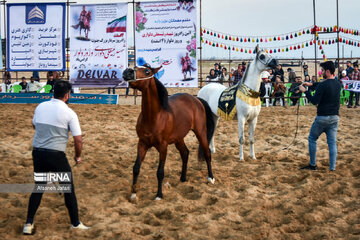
[206,60,360,108]
[1,71,61,93]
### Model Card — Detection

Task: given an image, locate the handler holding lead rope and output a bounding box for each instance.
[23,80,90,235]
[299,61,341,171]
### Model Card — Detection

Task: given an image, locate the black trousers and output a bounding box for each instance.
[26,149,79,226]
[348,91,359,106]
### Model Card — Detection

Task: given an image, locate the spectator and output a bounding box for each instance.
[214,63,222,77]
[32,71,40,81]
[347,62,360,108]
[340,70,349,81]
[304,75,311,83]
[268,68,274,81]
[26,77,42,93]
[311,75,317,83]
[206,69,219,83]
[289,76,303,106]
[241,61,247,73]
[231,64,243,86]
[303,63,309,76]
[271,75,286,106]
[272,64,284,82]
[19,77,28,92]
[3,71,11,85]
[47,71,60,81]
[219,67,229,85]
[299,61,341,171]
[260,70,272,105]
[345,61,354,77]
[46,72,57,92]
[287,68,296,83]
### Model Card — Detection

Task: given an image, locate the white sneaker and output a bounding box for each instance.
[23,223,35,235]
[70,222,90,230]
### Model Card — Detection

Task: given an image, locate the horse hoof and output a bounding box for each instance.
[207,177,215,184]
[155,197,162,201]
[210,148,216,154]
[130,193,138,203]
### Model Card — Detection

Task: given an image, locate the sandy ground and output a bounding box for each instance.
[0,101,359,240]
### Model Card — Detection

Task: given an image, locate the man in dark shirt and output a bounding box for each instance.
[19,77,28,92]
[299,61,341,171]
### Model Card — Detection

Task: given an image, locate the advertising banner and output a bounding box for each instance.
[7,3,65,71]
[342,80,360,92]
[135,1,197,87]
[70,4,128,87]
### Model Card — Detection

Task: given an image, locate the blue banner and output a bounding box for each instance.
[7,3,66,71]
[0,93,118,104]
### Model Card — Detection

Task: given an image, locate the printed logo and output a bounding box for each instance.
[26,5,46,24]
[34,172,71,182]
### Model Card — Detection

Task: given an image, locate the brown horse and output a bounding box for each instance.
[122,65,215,200]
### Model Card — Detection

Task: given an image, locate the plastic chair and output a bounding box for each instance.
[37,84,52,93]
[340,90,350,106]
[6,84,22,93]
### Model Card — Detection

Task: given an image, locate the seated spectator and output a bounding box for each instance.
[206,69,219,83]
[26,77,42,93]
[289,76,303,106]
[304,75,311,83]
[219,67,229,86]
[271,75,286,106]
[272,64,284,82]
[287,68,296,83]
[46,72,56,92]
[19,77,28,93]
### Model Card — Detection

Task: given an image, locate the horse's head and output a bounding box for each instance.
[253,45,278,71]
[123,64,162,90]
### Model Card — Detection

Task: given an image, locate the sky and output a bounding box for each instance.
[3,0,360,60]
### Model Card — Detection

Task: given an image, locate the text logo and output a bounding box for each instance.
[34,172,71,182]
[26,5,46,24]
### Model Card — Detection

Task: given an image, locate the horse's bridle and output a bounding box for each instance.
[127,66,154,82]
[257,53,273,66]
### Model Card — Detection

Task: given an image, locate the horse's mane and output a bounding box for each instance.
[154,78,170,111]
[240,61,251,85]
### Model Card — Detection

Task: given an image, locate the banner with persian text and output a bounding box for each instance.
[70,4,128,87]
[342,80,360,92]
[7,3,65,71]
[135,1,197,87]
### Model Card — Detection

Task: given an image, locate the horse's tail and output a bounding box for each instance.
[197,97,215,161]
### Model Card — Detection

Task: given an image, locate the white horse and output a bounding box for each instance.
[197,45,277,160]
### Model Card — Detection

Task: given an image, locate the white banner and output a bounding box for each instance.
[342,80,360,92]
[70,4,128,88]
[7,3,65,71]
[135,1,198,87]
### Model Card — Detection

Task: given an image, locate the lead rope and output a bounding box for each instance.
[282,99,301,150]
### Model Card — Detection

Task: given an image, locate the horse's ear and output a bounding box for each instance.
[153,66,163,74]
[255,44,260,55]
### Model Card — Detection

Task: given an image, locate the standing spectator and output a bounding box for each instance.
[260,70,272,106]
[304,75,311,83]
[345,61,354,77]
[340,70,349,81]
[241,61,247,73]
[289,76,303,106]
[299,61,341,171]
[347,63,360,108]
[219,67,229,86]
[303,63,309,76]
[23,80,90,235]
[271,75,286,106]
[272,64,284,82]
[206,69,219,83]
[26,77,42,93]
[287,68,297,83]
[3,71,11,92]
[214,63,222,77]
[46,72,56,92]
[47,71,60,81]
[231,64,243,86]
[32,71,40,82]
[19,77,28,92]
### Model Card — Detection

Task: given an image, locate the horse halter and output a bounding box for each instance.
[128,66,154,82]
[257,52,273,66]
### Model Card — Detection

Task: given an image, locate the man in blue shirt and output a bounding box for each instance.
[299,61,341,171]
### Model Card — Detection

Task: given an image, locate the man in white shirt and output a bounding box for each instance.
[23,80,90,235]
[26,77,42,93]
